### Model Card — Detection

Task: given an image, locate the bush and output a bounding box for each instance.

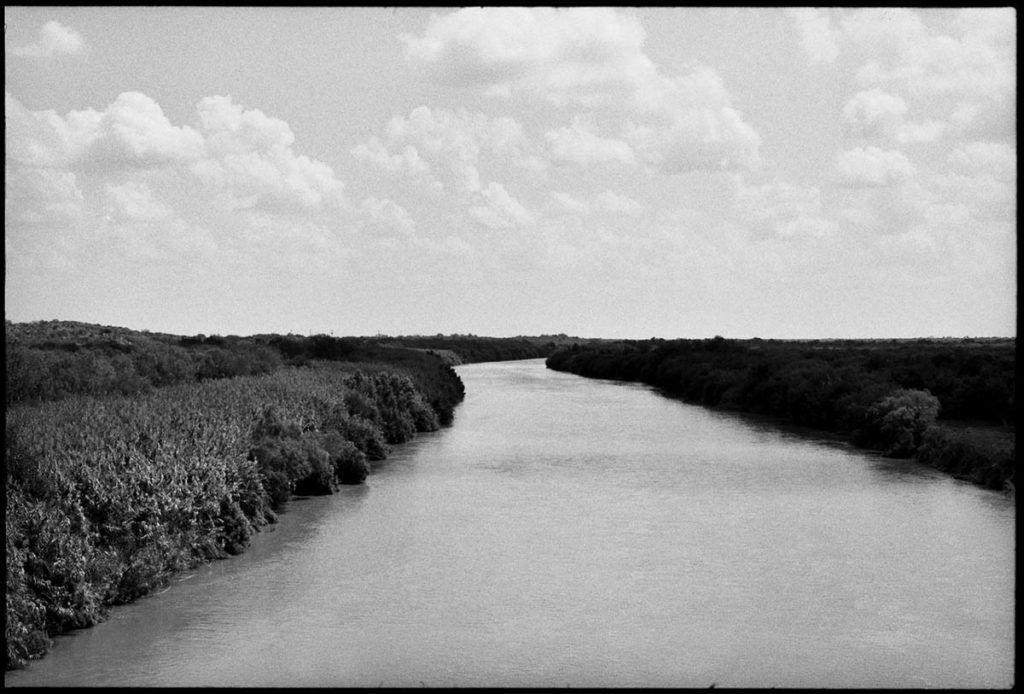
[865,389,941,457]
[313,431,370,485]
[917,426,1015,491]
[324,410,389,461]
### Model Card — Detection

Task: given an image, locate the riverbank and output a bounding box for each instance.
[546,337,1015,492]
[5,358,465,670]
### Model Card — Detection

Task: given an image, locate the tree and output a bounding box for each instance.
[867,389,941,457]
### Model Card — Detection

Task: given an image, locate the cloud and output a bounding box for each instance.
[9,20,85,59]
[550,189,644,217]
[843,89,949,145]
[5,167,85,228]
[5,91,79,168]
[359,197,418,239]
[788,8,839,63]
[947,141,1016,179]
[836,146,916,187]
[7,91,207,170]
[105,181,175,223]
[938,141,1017,220]
[400,8,761,174]
[833,138,1015,238]
[87,92,207,168]
[848,9,1015,99]
[469,182,534,229]
[826,6,1016,142]
[842,89,907,139]
[545,118,634,166]
[550,192,592,216]
[895,120,947,145]
[624,66,762,173]
[6,90,349,270]
[351,137,432,176]
[190,95,345,212]
[400,7,654,104]
[357,106,539,193]
[593,190,644,215]
[736,179,837,238]
[800,9,1014,146]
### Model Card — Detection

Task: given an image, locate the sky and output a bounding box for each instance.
[4,7,1017,339]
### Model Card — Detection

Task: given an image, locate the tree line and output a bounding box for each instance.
[381,334,560,364]
[547,336,1015,490]
[5,321,571,406]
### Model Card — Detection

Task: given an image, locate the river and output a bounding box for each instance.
[4,359,1015,688]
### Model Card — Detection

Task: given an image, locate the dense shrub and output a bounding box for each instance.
[861,389,941,458]
[313,431,370,485]
[917,426,1016,490]
[324,411,389,461]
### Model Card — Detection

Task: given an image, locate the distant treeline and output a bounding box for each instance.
[382,334,564,364]
[4,321,576,405]
[5,321,463,411]
[547,336,1015,490]
[5,320,467,669]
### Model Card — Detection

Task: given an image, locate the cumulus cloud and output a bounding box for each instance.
[800,8,1014,149]
[836,146,916,187]
[625,66,761,173]
[400,7,655,104]
[833,8,1015,143]
[6,89,349,268]
[356,106,539,193]
[843,89,908,139]
[469,182,534,229]
[400,7,761,174]
[788,8,839,63]
[9,20,84,59]
[737,179,837,238]
[550,191,592,216]
[191,95,344,212]
[937,141,1017,220]
[351,137,432,177]
[593,190,645,215]
[947,141,1016,179]
[5,167,85,228]
[848,8,1015,99]
[842,89,950,145]
[359,197,418,239]
[87,92,207,168]
[7,91,207,170]
[5,91,78,168]
[545,119,634,166]
[551,189,644,217]
[105,181,175,223]
[895,120,947,145]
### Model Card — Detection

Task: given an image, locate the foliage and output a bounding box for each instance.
[382,334,559,364]
[861,389,941,457]
[916,425,1016,491]
[5,322,468,426]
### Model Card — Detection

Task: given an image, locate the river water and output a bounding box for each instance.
[5,359,1015,688]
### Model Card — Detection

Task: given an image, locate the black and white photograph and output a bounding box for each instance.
[4,6,1016,688]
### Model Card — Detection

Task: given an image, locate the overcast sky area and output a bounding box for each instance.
[5,7,1017,339]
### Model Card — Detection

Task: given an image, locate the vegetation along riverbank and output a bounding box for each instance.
[5,320,565,670]
[547,336,1015,492]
